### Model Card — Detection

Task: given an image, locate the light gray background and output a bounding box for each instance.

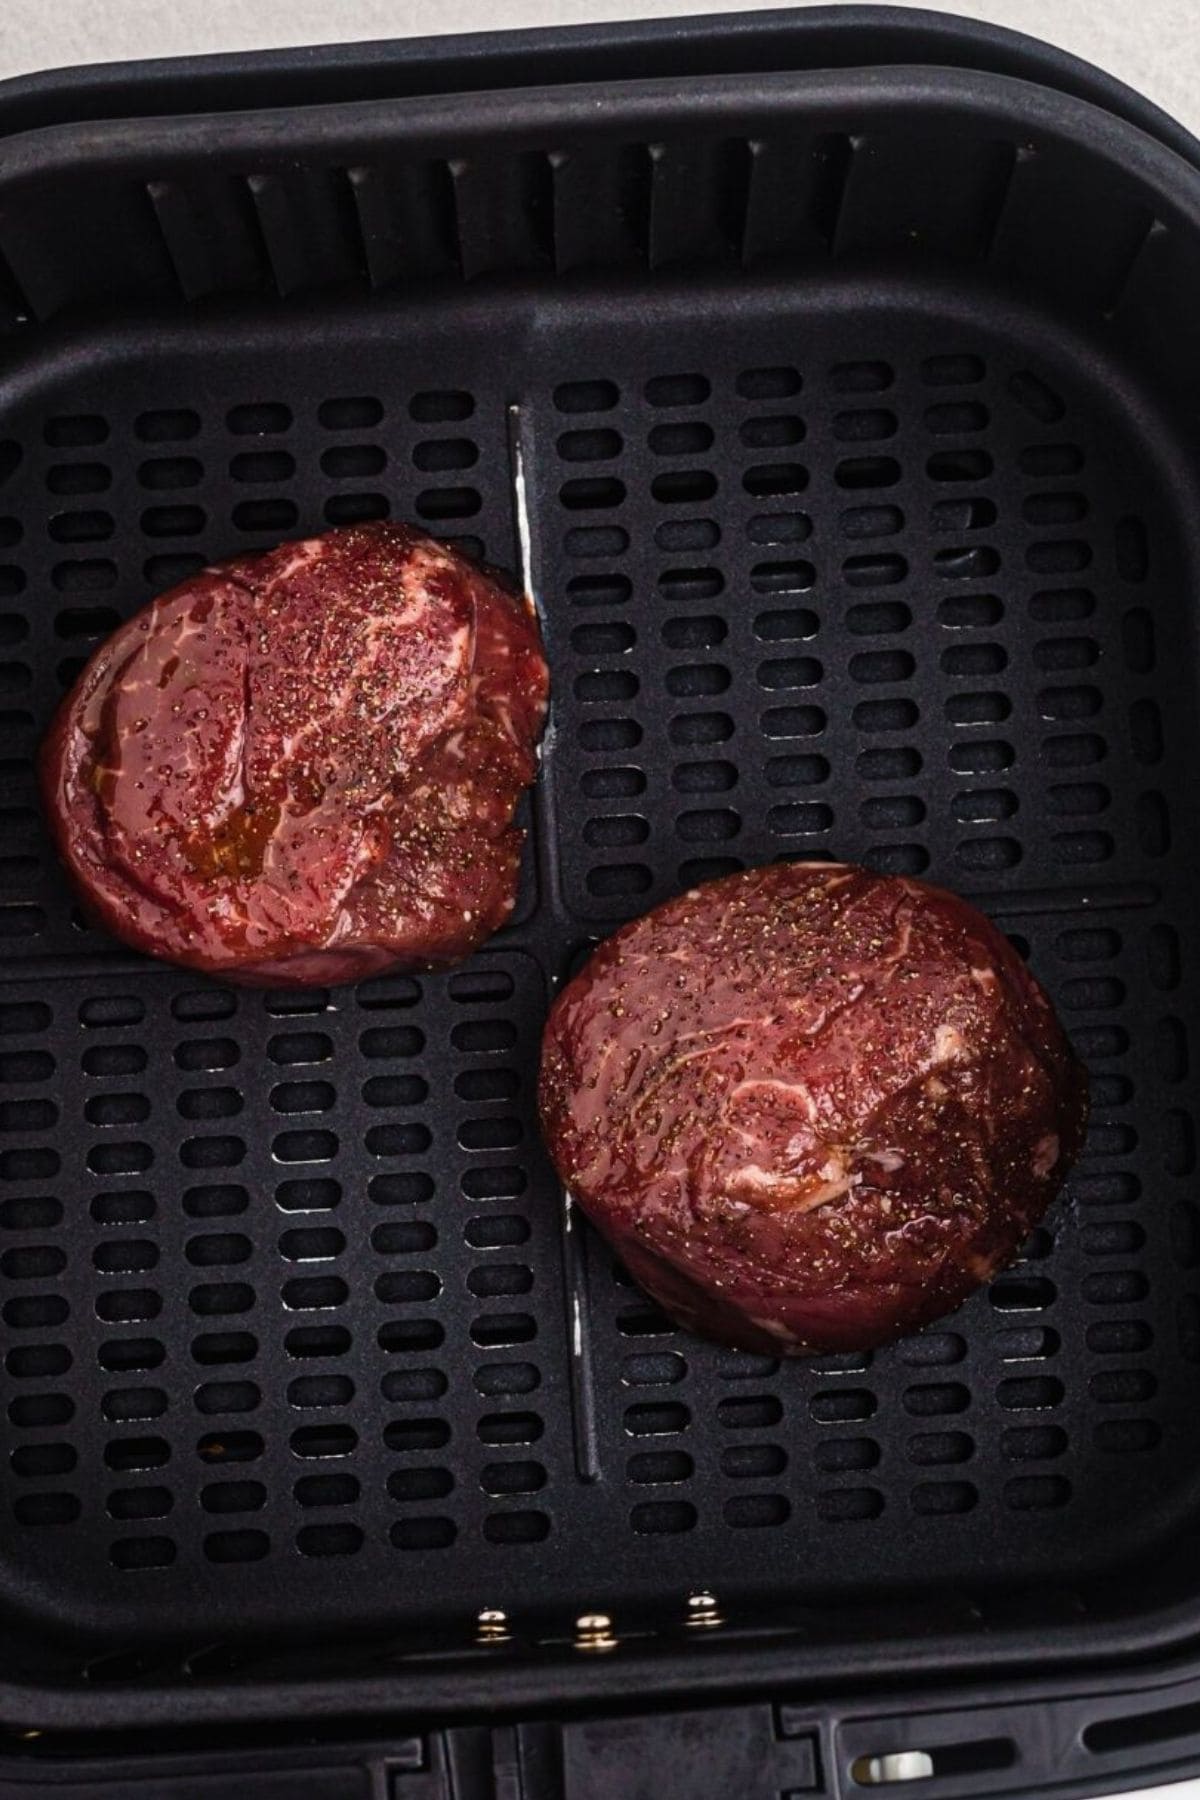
[0,3,1197,1797]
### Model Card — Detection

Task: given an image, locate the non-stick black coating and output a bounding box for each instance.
[0,58,1199,1731]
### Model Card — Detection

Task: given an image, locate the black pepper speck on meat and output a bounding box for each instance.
[539,862,1088,1354]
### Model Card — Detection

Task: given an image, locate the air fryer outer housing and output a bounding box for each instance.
[1,10,1200,1798]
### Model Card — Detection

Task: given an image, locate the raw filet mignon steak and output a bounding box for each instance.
[41,522,548,986]
[539,862,1088,1355]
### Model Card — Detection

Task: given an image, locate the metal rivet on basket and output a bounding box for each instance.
[684,1589,723,1628]
[574,1611,617,1653]
[852,1751,936,1785]
[476,1608,510,1645]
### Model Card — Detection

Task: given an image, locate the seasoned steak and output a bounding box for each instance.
[41,522,547,987]
[539,863,1087,1355]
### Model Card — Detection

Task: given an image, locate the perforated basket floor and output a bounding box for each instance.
[1,273,1197,1669]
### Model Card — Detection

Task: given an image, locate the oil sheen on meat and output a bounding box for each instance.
[41,522,548,986]
[539,862,1088,1354]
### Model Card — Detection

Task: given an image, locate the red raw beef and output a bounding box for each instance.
[539,862,1088,1355]
[41,522,547,987]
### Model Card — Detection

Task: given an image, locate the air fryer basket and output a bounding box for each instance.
[2,40,1200,1750]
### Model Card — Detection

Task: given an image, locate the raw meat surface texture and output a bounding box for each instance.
[539,862,1088,1354]
[41,521,548,986]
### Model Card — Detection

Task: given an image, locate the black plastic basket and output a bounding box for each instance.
[3,9,1200,1797]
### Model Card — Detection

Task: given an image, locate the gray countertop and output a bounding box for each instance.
[0,3,1198,1797]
